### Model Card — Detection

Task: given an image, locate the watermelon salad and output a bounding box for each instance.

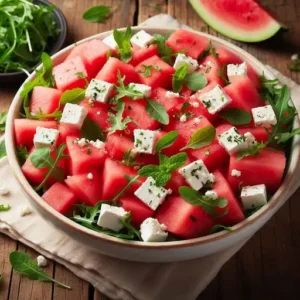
[14,27,297,243]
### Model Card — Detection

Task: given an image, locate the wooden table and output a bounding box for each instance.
[1,0,300,299]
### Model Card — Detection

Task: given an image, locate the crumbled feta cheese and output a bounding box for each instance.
[85,79,114,104]
[173,53,199,74]
[37,255,48,267]
[97,111,101,115]
[102,34,118,50]
[75,138,89,147]
[205,190,218,200]
[231,169,241,177]
[199,85,232,115]
[218,127,248,155]
[291,54,298,61]
[130,30,154,48]
[89,139,105,149]
[20,205,32,217]
[227,62,247,82]
[60,103,88,128]
[166,91,180,98]
[244,132,257,147]
[241,184,267,210]
[33,127,59,148]
[97,204,128,232]
[87,173,93,180]
[252,105,277,127]
[191,101,199,108]
[88,98,94,105]
[140,218,168,242]
[134,177,170,210]
[0,185,9,196]
[128,83,152,98]
[179,160,213,191]
[180,114,187,122]
[193,117,202,124]
[134,129,157,154]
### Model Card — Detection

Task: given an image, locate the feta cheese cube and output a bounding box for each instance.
[85,79,114,103]
[140,218,168,242]
[37,255,48,267]
[33,127,59,148]
[205,190,218,200]
[128,83,152,98]
[102,34,118,50]
[227,62,247,82]
[166,91,180,98]
[173,53,198,74]
[60,103,88,128]
[134,129,157,154]
[89,139,105,149]
[244,132,257,147]
[180,114,187,122]
[252,105,277,127]
[199,85,232,115]
[130,30,154,48]
[97,204,128,232]
[231,169,241,177]
[134,177,170,210]
[241,184,267,210]
[218,127,248,155]
[179,160,214,191]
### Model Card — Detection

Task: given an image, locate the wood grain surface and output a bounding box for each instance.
[0,0,300,299]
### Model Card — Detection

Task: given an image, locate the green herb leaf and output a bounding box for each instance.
[0,204,11,212]
[244,206,263,217]
[29,109,62,121]
[137,64,161,77]
[16,145,29,165]
[237,142,266,160]
[60,88,86,105]
[145,99,169,125]
[179,186,228,218]
[276,128,300,143]
[113,26,132,62]
[210,224,232,234]
[219,108,252,125]
[184,73,207,91]
[172,64,189,93]
[83,6,110,23]
[155,131,179,152]
[0,140,6,159]
[81,117,105,141]
[0,112,7,132]
[112,175,140,203]
[217,64,230,85]
[122,149,137,166]
[9,252,71,289]
[181,125,216,151]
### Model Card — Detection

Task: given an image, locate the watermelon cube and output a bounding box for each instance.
[42,182,77,214]
[129,44,158,66]
[119,196,154,227]
[14,119,57,149]
[166,29,210,59]
[66,39,110,77]
[156,196,214,238]
[57,123,81,145]
[30,87,61,115]
[227,148,286,192]
[135,55,175,89]
[95,57,139,85]
[53,56,88,92]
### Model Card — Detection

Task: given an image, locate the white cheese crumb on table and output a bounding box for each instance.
[134,129,157,154]
[173,53,198,74]
[37,255,48,267]
[140,218,168,242]
[252,105,277,127]
[130,30,154,48]
[241,184,267,210]
[33,127,59,148]
[227,62,247,82]
[60,103,88,129]
[85,79,114,104]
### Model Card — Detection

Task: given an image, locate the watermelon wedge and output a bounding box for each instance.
[189,0,282,42]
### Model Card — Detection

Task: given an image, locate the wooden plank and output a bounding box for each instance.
[138,0,168,24]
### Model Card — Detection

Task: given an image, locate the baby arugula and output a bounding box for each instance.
[9,251,71,289]
[137,64,162,77]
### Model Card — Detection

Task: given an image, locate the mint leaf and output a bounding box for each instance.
[113,26,132,63]
[172,64,189,93]
[0,204,11,212]
[137,64,161,77]
[83,6,110,23]
[210,224,232,234]
[16,145,29,165]
[145,99,169,125]
[184,73,207,92]
[0,140,6,159]
[60,88,86,105]
[155,131,178,152]
[237,142,266,160]
[181,125,215,151]
[9,252,71,289]
[0,112,7,132]
[165,152,187,171]
[81,117,105,141]
[219,108,252,125]
[138,165,161,178]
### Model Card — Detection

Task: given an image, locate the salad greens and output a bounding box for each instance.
[83,5,110,23]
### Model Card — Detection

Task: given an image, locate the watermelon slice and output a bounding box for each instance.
[58,123,80,145]
[129,44,158,66]
[189,0,282,42]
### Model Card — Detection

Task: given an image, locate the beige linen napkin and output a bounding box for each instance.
[0,15,299,300]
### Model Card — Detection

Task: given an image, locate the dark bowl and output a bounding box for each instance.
[0,0,67,87]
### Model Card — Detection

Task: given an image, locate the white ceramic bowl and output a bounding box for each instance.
[5,27,300,262]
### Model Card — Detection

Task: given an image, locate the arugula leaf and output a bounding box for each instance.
[184,73,207,91]
[9,252,71,289]
[219,108,252,125]
[113,26,132,62]
[16,145,29,165]
[276,128,300,143]
[112,175,140,203]
[60,88,86,105]
[237,142,266,160]
[155,131,179,152]
[210,224,232,234]
[107,101,132,135]
[217,64,230,85]
[29,109,62,121]
[181,125,216,151]
[122,149,137,166]
[179,186,228,218]
[30,144,68,191]
[137,64,161,77]
[172,64,189,93]
[0,204,11,212]
[0,112,7,132]
[146,99,169,125]
[0,140,6,159]
[83,6,110,23]
[81,117,105,141]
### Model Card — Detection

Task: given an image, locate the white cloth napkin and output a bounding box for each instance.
[0,15,299,300]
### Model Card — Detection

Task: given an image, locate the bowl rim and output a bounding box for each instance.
[5,26,300,250]
[0,0,67,77]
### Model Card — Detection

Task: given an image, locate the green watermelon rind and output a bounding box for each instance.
[189,0,282,43]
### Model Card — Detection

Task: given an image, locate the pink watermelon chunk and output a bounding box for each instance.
[53,56,88,92]
[65,39,110,77]
[227,148,286,192]
[30,87,61,115]
[156,196,214,238]
[96,57,139,85]
[57,123,80,145]
[119,196,154,227]
[166,29,210,59]
[66,136,107,175]
[14,119,57,149]
[42,182,77,214]
[65,171,103,206]
[135,55,175,89]
[129,44,158,66]
[212,170,245,226]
